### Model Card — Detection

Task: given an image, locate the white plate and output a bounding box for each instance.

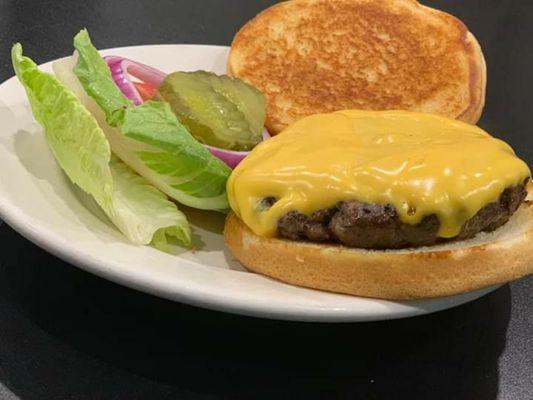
[0,44,498,322]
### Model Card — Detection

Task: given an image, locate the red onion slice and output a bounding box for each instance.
[104,56,166,105]
[206,129,271,168]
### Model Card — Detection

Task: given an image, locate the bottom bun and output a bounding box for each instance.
[224,200,533,300]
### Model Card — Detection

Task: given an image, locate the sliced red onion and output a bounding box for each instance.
[206,129,271,168]
[103,55,270,168]
[104,56,166,105]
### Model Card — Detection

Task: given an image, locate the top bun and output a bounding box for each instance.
[229,0,486,134]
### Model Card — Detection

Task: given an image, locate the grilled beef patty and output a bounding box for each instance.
[264,180,528,249]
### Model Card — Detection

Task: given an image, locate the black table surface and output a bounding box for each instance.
[0,1,532,399]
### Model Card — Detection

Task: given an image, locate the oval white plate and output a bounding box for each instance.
[0,44,498,322]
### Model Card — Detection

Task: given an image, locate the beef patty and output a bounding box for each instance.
[261,180,529,249]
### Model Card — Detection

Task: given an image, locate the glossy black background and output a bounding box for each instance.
[0,1,531,399]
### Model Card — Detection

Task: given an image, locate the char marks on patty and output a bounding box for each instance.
[272,181,528,249]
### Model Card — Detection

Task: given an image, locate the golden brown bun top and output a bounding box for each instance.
[229,0,486,134]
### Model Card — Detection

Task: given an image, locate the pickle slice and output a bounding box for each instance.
[156,71,266,151]
[191,71,266,142]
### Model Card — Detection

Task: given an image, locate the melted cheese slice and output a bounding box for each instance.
[227,110,531,238]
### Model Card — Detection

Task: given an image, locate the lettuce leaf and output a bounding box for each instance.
[72,29,231,210]
[12,43,191,247]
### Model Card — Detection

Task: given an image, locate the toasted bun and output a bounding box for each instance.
[224,194,533,300]
[228,0,487,134]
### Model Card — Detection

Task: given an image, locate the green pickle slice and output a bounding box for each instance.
[156,71,266,151]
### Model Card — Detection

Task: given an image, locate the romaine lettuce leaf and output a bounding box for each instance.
[12,43,191,247]
[72,29,231,210]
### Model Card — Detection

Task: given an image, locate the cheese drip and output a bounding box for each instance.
[227,110,531,238]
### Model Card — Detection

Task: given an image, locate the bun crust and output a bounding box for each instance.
[224,200,533,300]
[228,0,487,134]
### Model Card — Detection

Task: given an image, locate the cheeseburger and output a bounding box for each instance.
[224,110,532,299]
